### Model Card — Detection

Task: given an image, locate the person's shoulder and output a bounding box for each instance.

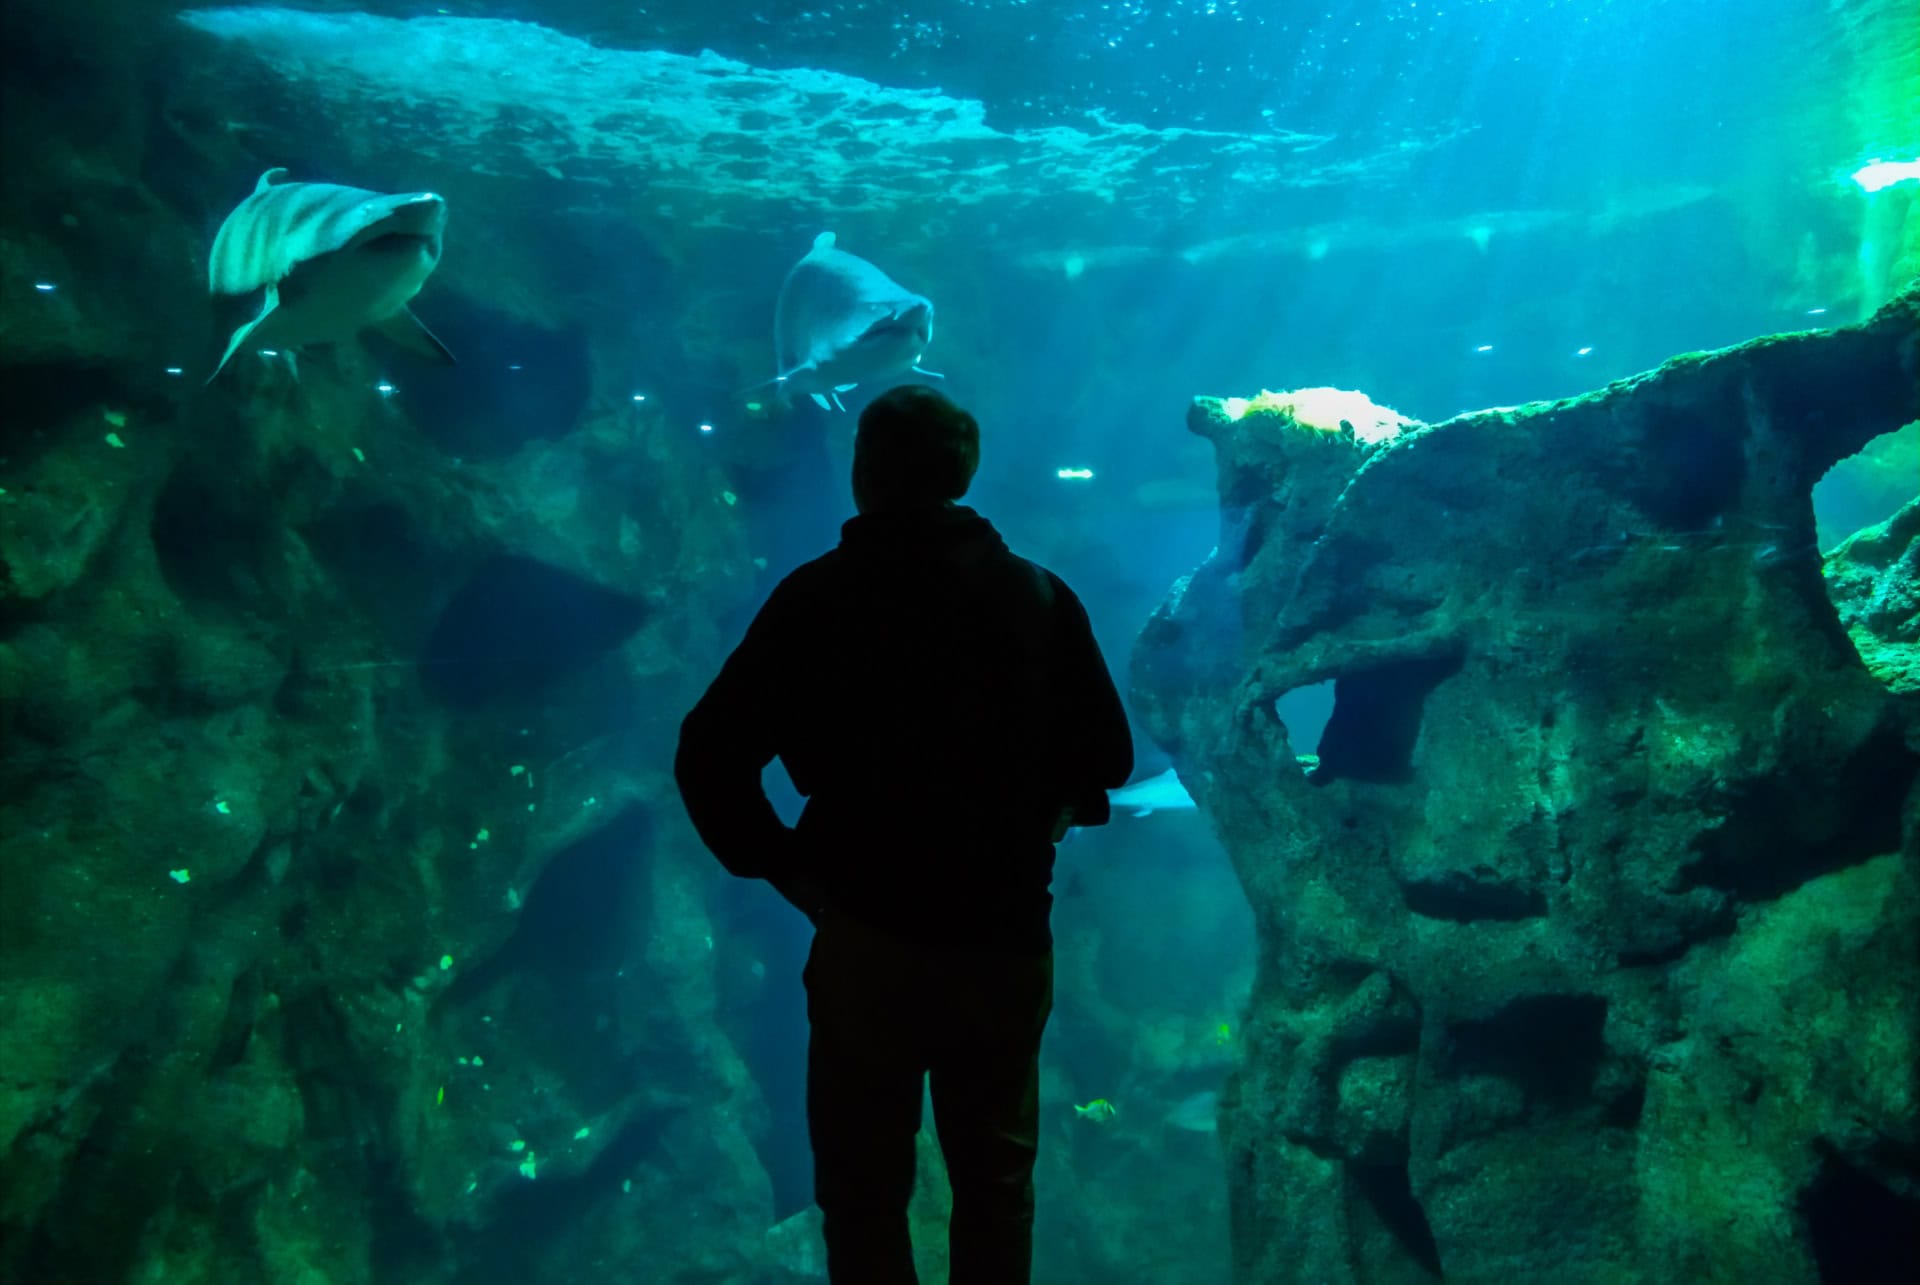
[764,550,843,604]
[1001,550,1085,612]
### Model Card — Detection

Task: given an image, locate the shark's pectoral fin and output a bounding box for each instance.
[1131,807,1153,818]
[207,284,279,385]
[833,383,858,393]
[911,365,945,379]
[283,349,300,381]
[810,392,833,410]
[830,392,847,412]
[372,308,456,365]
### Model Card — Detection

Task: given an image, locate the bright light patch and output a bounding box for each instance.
[744,400,763,412]
[376,381,397,396]
[1056,467,1095,481]
[1475,344,1493,353]
[1851,159,1920,193]
[165,366,184,376]
[1575,346,1593,357]
[260,349,280,357]
[698,423,714,434]
[1805,308,1827,316]
[507,363,523,371]
[631,393,646,402]
[1063,253,1086,280]
[34,282,56,292]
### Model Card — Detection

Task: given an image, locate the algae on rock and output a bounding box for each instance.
[1133,286,1920,1283]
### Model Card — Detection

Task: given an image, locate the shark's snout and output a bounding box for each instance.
[351,193,447,249]
[382,193,447,237]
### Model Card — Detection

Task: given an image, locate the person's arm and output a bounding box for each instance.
[1050,580,1135,828]
[674,584,808,887]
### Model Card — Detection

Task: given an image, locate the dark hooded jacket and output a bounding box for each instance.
[675,506,1133,950]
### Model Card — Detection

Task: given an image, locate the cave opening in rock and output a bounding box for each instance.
[150,466,279,612]
[1348,1160,1444,1278]
[1311,653,1462,784]
[1799,1147,1920,1284]
[1813,424,1916,704]
[1273,679,1333,769]
[419,554,652,708]
[1443,993,1609,1107]
[1812,422,1917,553]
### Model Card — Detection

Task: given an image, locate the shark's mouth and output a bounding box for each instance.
[359,231,439,254]
[862,308,932,348]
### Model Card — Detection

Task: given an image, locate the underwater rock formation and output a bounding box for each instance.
[1826,497,1919,694]
[0,62,773,1277]
[1134,288,1920,1283]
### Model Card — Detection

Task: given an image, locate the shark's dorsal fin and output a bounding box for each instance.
[254,167,291,194]
[812,231,836,252]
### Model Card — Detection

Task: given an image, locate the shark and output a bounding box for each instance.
[770,232,940,411]
[1107,768,1196,818]
[205,168,454,383]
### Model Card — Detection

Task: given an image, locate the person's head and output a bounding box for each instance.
[852,385,980,514]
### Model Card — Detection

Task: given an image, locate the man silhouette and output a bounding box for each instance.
[675,384,1134,1283]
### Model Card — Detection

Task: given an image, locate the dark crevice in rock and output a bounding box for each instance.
[1443,994,1609,1107]
[419,555,651,708]
[207,964,264,1072]
[150,467,280,612]
[1800,1146,1920,1284]
[1400,875,1547,922]
[1676,723,1916,901]
[1348,1160,1443,1279]
[1616,937,1696,968]
[0,359,141,449]
[367,1154,447,1281]
[1312,651,1463,785]
[388,300,592,461]
[1622,406,1747,531]
[462,1108,681,1277]
[279,990,388,1157]
[444,807,651,1001]
[300,501,436,636]
[1602,1077,1647,1130]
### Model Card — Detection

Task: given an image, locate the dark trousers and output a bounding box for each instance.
[804,911,1054,1285]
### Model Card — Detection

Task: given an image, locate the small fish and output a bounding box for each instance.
[1164,1090,1220,1134]
[206,168,454,382]
[1073,1098,1118,1123]
[1108,767,1196,818]
[769,232,939,411]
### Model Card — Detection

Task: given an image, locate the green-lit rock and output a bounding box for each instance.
[1826,497,1920,693]
[1134,286,1920,1282]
